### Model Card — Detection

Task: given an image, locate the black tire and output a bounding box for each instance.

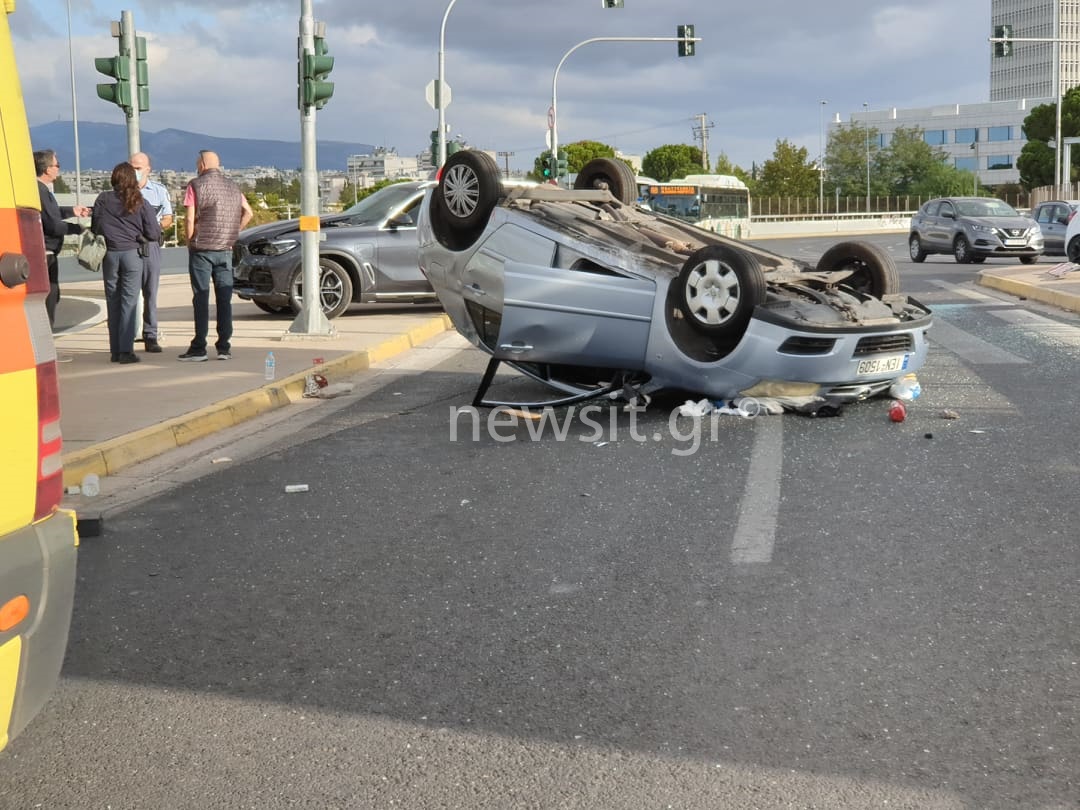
[908,234,927,263]
[1019,255,1039,265]
[288,257,354,319]
[429,150,501,253]
[816,240,900,298]
[953,235,974,264]
[252,300,291,315]
[971,256,987,264]
[676,244,766,339]
[573,158,637,205]
[1068,236,1080,264]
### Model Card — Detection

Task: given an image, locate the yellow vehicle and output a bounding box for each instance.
[0,0,79,751]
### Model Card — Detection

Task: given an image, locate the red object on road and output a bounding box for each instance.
[889,400,907,422]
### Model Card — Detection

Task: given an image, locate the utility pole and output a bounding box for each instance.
[691,113,713,171]
[497,150,515,178]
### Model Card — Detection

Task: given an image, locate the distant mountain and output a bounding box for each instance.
[29,120,376,172]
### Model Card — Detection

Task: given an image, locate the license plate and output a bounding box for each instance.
[856,354,907,376]
[1004,238,1026,246]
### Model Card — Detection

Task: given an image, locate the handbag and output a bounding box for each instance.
[77,230,107,272]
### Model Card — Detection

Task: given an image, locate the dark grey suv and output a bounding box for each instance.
[233,180,436,318]
[908,196,1042,265]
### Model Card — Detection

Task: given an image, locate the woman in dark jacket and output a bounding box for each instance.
[91,162,161,364]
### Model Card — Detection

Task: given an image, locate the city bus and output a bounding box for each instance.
[638,174,751,238]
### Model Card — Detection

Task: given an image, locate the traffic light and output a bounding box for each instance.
[677,24,696,57]
[447,140,462,156]
[556,150,568,177]
[430,130,439,165]
[134,36,149,112]
[994,24,1014,57]
[301,32,335,109]
[602,0,624,7]
[95,54,131,109]
[541,154,553,179]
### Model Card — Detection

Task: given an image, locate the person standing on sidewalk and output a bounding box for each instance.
[129,151,173,353]
[90,162,162,364]
[34,149,90,328]
[179,150,252,362]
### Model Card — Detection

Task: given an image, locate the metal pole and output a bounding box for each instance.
[289,0,332,336]
[66,0,82,206]
[818,100,827,215]
[121,10,139,155]
[1054,1,1063,195]
[863,102,870,213]
[552,34,703,188]
[436,0,459,168]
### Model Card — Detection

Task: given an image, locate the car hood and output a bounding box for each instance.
[964,216,1036,230]
[238,214,353,244]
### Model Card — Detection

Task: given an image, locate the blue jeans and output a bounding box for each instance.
[102,248,143,355]
[187,249,233,353]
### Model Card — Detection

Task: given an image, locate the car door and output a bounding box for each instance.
[930,199,956,250]
[495,260,655,369]
[369,192,428,293]
[915,200,940,249]
[1035,203,1067,254]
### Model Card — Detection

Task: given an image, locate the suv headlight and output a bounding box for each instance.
[249,238,299,257]
[969,223,995,234]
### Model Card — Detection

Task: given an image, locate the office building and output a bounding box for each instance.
[990,0,1080,100]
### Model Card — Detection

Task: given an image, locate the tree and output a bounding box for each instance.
[755,139,817,197]
[713,152,754,191]
[641,144,703,181]
[824,123,881,197]
[53,175,70,194]
[532,140,624,182]
[1016,86,1080,189]
[874,126,950,195]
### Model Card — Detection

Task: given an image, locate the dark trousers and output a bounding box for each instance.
[45,252,60,328]
[141,241,162,340]
[187,249,233,353]
[102,248,143,355]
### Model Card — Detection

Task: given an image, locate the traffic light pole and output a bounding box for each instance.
[120,10,140,154]
[289,0,333,336]
[550,33,700,186]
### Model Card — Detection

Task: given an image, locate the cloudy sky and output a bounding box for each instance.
[12,1,991,172]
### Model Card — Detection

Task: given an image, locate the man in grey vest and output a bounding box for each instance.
[178,150,253,361]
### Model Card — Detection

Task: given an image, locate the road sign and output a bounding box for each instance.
[547,106,555,128]
[545,128,552,149]
[425,79,452,109]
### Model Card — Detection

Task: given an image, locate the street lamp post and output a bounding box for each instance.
[436,0,460,169]
[65,0,82,205]
[818,99,827,216]
[863,101,870,213]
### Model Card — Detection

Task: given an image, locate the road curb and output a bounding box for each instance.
[977,271,1080,313]
[61,313,453,487]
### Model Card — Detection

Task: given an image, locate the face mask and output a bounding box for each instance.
[135,171,144,182]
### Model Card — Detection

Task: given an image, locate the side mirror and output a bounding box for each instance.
[387,212,414,229]
[942,210,955,220]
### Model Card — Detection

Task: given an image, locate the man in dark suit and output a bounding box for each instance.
[35,149,89,327]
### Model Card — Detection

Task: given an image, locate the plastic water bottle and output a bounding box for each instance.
[81,473,100,498]
[264,351,276,381]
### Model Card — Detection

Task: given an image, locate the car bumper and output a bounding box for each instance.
[0,509,78,750]
[970,236,1043,256]
[233,253,298,304]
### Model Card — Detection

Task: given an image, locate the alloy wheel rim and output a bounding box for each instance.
[443,164,480,218]
[685,260,739,325]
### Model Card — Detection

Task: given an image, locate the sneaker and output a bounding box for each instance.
[117,352,141,364]
[145,338,162,353]
[178,349,208,362]
[217,351,232,361]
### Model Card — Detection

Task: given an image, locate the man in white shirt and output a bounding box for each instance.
[129,151,174,353]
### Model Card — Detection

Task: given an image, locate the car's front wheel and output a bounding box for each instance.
[429,150,502,252]
[816,240,900,297]
[289,258,354,319]
[1068,236,1080,263]
[953,235,974,264]
[676,245,766,340]
[908,234,927,263]
[573,158,638,205]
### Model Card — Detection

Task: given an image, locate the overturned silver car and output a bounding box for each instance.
[417,151,932,407]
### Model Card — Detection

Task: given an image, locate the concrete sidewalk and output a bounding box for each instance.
[976,261,1080,313]
[54,273,451,489]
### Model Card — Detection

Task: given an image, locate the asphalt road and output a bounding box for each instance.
[5,235,1079,809]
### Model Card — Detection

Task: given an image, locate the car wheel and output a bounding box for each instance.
[1068,237,1080,263]
[253,300,291,315]
[676,245,766,339]
[908,234,927,263]
[816,240,900,298]
[953,235,973,264]
[574,158,638,205]
[1019,255,1039,265]
[970,256,987,264]
[288,258,354,320]
[429,150,502,251]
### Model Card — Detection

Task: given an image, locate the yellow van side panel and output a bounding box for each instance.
[0,370,37,534]
[0,635,22,751]
[0,8,37,211]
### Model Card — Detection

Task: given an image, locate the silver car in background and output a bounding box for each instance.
[1031,199,1080,256]
[908,196,1042,264]
[417,151,932,407]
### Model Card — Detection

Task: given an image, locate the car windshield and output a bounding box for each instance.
[955,199,1020,218]
[341,183,421,224]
